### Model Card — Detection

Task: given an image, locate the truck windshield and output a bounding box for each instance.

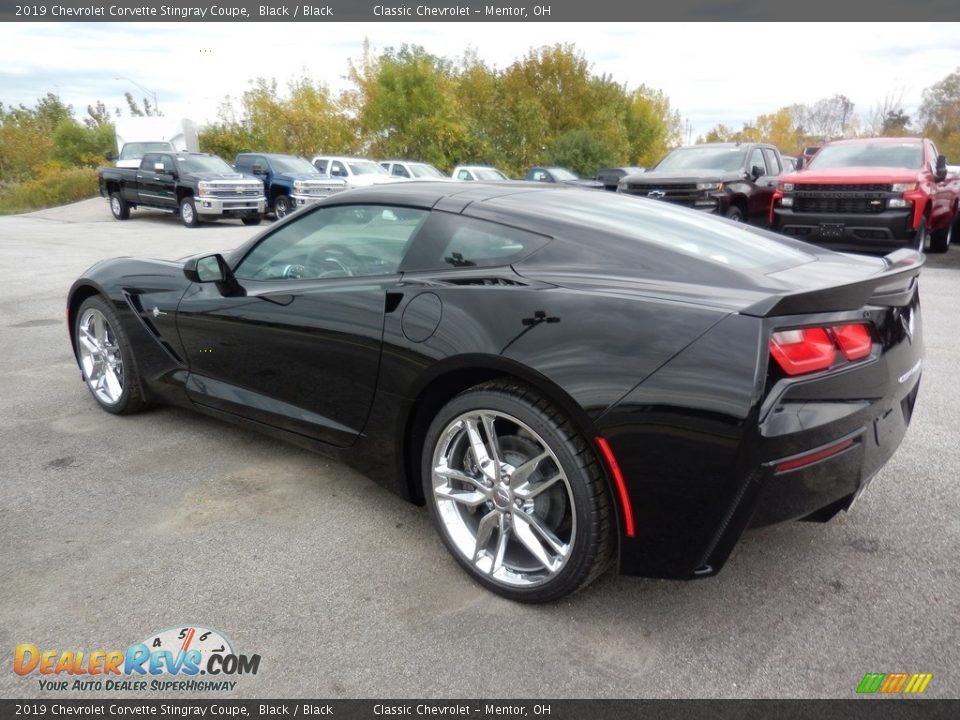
[348,161,390,176]
[410,164,445,178]
[269,156,320,174]
[119,142,174,160]
[655,147,747,172]
[547,168,578,181]
[177,156,236,174]
[473,168,508,180]
[808,143,923,170]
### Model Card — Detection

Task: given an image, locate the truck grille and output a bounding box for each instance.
[303,185,345,196]
[622,183,699,206]
[207,186,262,199]
[791,184,892,215]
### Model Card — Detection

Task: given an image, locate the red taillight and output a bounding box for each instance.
[769,323,872,376]
[833,323,872,361]
[769,327,836,376]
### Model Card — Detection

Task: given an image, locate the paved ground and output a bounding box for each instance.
[0,198,958,699]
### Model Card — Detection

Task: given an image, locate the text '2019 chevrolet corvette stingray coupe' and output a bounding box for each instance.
[68,182,924,602]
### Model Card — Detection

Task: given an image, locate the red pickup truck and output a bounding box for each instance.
[771,137,960,253]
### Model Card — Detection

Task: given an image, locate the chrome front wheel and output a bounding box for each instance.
[74,296,145,414]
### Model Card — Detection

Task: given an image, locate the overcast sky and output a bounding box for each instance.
[2,22,959,141]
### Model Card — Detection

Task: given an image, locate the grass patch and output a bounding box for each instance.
[0,165,99,215]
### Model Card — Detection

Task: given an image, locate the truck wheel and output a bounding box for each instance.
[915,215,930,253]
[109,192,130,221]
[180,197,200,228]
[929,218,952,253]
[242,216,262,226]
[724,206,744,222]
[274,195,292,219]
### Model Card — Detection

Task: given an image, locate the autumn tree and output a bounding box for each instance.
[919,68,960,160]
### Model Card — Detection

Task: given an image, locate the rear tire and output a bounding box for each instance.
[180,197,200,228]
[422,380,615,603]
[109,192,130,221]
[242,216,262,226]
[74,295,145,415]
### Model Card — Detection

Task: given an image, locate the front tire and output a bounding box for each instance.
[242,216,262,226]
[930,215,954,253]
[273,195,291,219]
[422,380,614,602]
[180,197,200,228]
[109,192,130,221]
[74,295,145,415]
[724,205,744,222]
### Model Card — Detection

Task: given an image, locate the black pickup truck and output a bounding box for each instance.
[98,152,266,228]
[233,152,347,219]
[617,142,786,225]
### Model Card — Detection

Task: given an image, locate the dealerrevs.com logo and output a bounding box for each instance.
[15,625,261,692]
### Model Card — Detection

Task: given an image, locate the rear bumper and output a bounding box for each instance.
[773,207,917,252]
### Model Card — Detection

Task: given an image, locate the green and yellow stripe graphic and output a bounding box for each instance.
[857,672,933,694]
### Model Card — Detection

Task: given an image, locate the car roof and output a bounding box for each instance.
[822,137,923,147]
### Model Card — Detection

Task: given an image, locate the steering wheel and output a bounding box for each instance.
[308,243,365,276]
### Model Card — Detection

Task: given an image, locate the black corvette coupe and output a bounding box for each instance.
[68,182,924,602]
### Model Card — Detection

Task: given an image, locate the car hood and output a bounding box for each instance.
[783,166,920,184]
[623,170,744,184]
[349,175,404,186]
[277,172,346,184]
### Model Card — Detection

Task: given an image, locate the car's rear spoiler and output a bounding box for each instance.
[742,249,924,317]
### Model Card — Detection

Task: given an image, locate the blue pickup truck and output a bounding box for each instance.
[233,153,348,219]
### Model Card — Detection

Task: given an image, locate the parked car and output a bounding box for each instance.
[68,182,923,602]
[97,152,265,228]
[618,142,787,225]
[380,160,446,180]
[234,153,347,219]
[452,165,511,181]
[781,155,799,172]
[311,156,400,187]
[525,166,604,189]
[595,166,646,191]
[772,137,960,253]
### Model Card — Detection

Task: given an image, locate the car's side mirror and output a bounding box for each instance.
[104,151,115,161]
[750,165,764,180]
[935,154,947,182]
[184,254,234,284]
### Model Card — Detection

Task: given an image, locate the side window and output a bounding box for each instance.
[762,149,781,175]
[156,155,175,174]
[402,212,551,271]
[252,156,268,175]
[392,165,410,177]
[330,161,347,177]
[457,170,472,181]
[314,158,328,173]
[748,148,767,176]
[234,156,251,172]
[141,153,160,171]
[234,205,428,281]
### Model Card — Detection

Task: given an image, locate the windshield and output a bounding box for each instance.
[348,160,389,176]
[269,156,319,174]
[410,164,445,178]
[119,142,174,160]
[655,146,747,172]
[177,156,235,174]
[808,143,923,170]
[474,168,508,180]
[548,167,578,181]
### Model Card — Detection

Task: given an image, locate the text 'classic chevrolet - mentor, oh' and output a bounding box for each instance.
[68,182,924,602]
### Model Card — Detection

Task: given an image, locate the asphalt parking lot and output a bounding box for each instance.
[1,198,958,700]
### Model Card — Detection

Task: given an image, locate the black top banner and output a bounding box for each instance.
[2,0,959,21]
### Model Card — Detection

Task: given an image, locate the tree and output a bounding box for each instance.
[804,94,855,140]
[85,101,114,129]
[123,92,160,118]
[545,129,618,177]
[53,120,115,167]
[919,68,960,160]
